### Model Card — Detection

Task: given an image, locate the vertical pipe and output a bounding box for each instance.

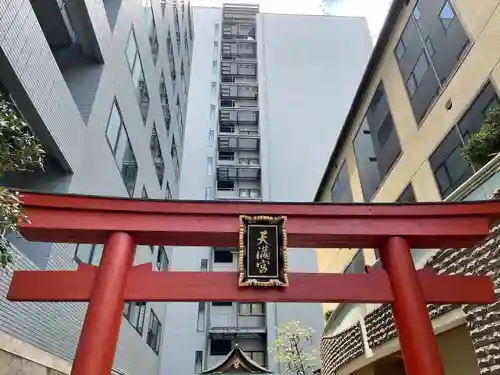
[71,232,136,375]
[380,236,445,375]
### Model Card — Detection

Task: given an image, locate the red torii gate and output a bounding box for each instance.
[6,192,500,375]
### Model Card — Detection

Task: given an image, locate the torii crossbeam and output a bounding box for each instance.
[8,192,500,375]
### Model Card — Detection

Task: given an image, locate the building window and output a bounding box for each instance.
[211,82,217,96]
[160,0,166,15]
[214,41,219,54]
[176,96,184,140]
[167,31,176,79]
[150,125,165,186]
[214,249,233,263]
[194,351,203,373]
[207,157,213,176]
[396,0,468,123]
[214,22,220,36]
[165,181,172,199]
[395,40,406,61]
[171,136,180,180]
[239,303,265,316]
[181,61,188,100]
[331,161,353,202]
[197,303,206,331]
[144,0,159,64]
[146,309,162,354]
[344,250,365,274]
[425,37,435,57]
[353,83,401,201]
[212,302,232,307]
[205,186,213,200]
[200,258,208,271]
[210,104,216,121]
[397,183,416,203]
[74,244,103,265]
[210,339,232,356]
[142,186,148,198]
[105,100,138,196]
[123,302,146,335]
[405,50,429,98]
[156,246,169,271]
[430,82,499,197]
[159,73,171,134]
[439,1,455,30]
[208,128,215,146]
[413,5,420,20]
[125,29,149,123]
[212,60,217,73]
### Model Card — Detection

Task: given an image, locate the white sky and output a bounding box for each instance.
[191,0,393,41]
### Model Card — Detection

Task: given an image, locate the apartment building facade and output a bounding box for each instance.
[314,0,500,374]
[0,0,192,374]
[161,4,373,375]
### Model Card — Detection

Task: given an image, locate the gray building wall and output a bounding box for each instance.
[256,14,372,370]
[0,0,192,374]
[160,6,372,375]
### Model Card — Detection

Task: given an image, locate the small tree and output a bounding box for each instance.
[0,93,45,267]
[270,321,320,375]
[462,106,500,167]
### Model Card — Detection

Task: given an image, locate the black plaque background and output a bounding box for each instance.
[247,224,279,278]
[239,216,288,287]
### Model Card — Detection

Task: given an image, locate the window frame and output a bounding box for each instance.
[123,302,147,336]
[146,309,162,354]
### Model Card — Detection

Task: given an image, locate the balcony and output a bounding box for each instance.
[217,166,260,182]
[220,84,257,100]
[222,42,256,58]
[220,100,257,110]
[220,109,258,124]
[221,61,257,77]
[216,187,261,200]
[219,123,258,136]
[223,24,256,39]
[218,136,259,151]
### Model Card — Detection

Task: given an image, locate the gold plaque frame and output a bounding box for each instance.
[238,215,289,287]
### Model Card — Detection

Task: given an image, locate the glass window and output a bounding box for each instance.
[200,258,208,271]
[165,181,172,199]
[197,303,206,332]
[406,74,417,98]
[210,340,232,356]
[194,351,203,373]
[214,249,233,263]
[150,125,165,186]
[210,104,216,121]
[330,161,353,202]
[205,186,213,200]
[159,73,171,133]
[105,100,138,196]
[413,51,429,85]
[142,186,148,198]
[212,60,217,73]
[208,128,215,146]
[397,183,416,203]
[439,1,455,30]
[413,5,420,20]
[146,309,162,354]
[239,303,264,315]
[207,157,213,176]
[211,82,217,96]
[124,302,146,335]
[125,30,138,71]
[395,40,406,61]
[144,0,159,64]
[126,29,149,123]
[214,22,220,35]
[156,246,169,271]
[425,37,435,57]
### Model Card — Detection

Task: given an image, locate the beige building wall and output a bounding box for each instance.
[316,0,500,317]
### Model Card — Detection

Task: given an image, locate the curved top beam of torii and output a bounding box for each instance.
[17,191,500,249]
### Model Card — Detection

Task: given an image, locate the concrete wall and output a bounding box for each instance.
[0,0,192,374]
[160,7,221,375]
[256,13,373,361]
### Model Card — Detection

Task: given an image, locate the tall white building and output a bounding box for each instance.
[161,4,373,375]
